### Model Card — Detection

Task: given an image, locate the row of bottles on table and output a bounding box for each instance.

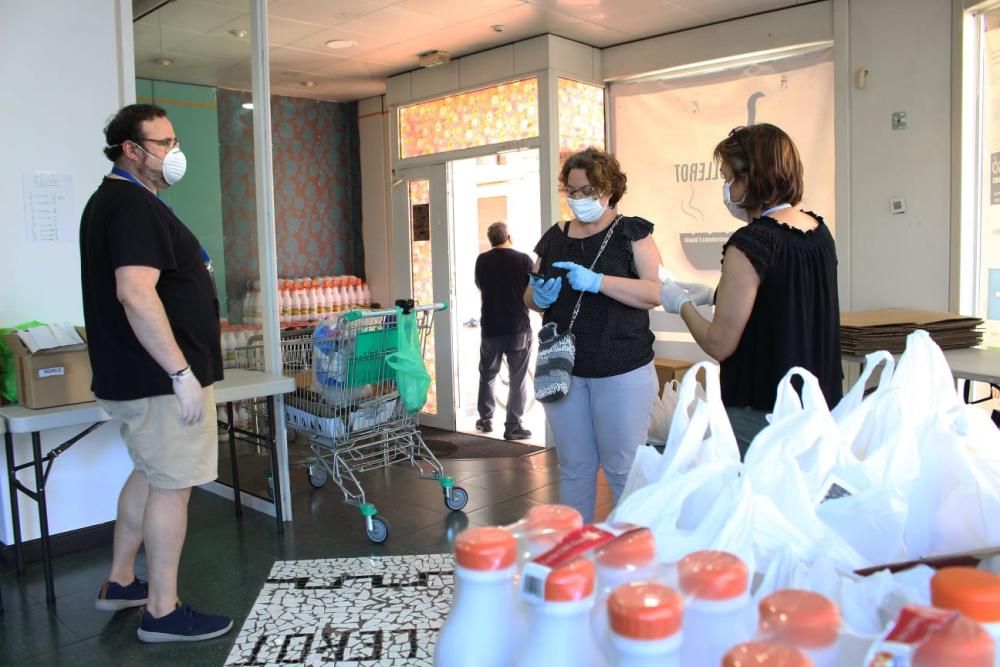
[241,275,372,327]
[434,503,1000,667]
[219,322,262,368]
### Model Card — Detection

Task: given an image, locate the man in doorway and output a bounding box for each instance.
[80,104,232,642]
[474,221,534,440]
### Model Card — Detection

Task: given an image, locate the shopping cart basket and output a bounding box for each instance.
[286,300,467,542]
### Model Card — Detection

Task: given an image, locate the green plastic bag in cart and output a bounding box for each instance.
[384,307,430,414]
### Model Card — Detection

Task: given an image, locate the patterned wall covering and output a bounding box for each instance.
[218,90,363,309]
[557,78,606,222]
[408,180,437,414]
[398,78,539,159]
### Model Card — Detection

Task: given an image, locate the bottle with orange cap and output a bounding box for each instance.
[514,557,607,667]
[676,550,753,667]
[930,566,1000,666]
[606,582,683,667]
[435,526,523,667]
[519,504,585,565]
[863,604,994,667]
[722,641,813,667]
[591,528,658,656]
[757,589,841,667]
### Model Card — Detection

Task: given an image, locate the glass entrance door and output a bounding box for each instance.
[391,164,455,429]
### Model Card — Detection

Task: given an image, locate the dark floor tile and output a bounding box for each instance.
[0,568,43,612]
[16,547,114,604]
[10,640,101,666]
[83,622,234,667]
[48,585,141,641]
[463,495,545,527]
[521,481,612,508]
[388,515,485,556]
[176,537,275,601]
[457,468,558,501]
[0,601,81,665]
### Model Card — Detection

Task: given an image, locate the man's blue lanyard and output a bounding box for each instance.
[109,167,213,274]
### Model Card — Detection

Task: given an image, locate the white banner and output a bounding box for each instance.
[611,49,836,285]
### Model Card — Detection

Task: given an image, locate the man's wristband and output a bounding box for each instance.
[169,365,192,382]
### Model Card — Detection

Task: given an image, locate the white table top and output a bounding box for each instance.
[0,369,294,435]
[844,347,1000,385]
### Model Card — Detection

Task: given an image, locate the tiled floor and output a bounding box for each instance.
[0,448,613,666]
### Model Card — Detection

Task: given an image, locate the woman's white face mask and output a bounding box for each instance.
[722,178,748,222]
[568,195,607,223]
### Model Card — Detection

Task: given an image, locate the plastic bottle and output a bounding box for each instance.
[361,280,372,307]
[335,278,349,312]
[329,279,344,314]
[279,279,292,327]
[514,557,606,667]
[607,582,683,667]
[592,528,658,656]
[292,281,305,323]
[723,641,813,667]
[931,567,1000,667]
[863,605,994,667]
[435,526,521,667]
[350,276,364,308]
[676,550,753,667]
[321,279,334,316]
[521,504,584,564]
[308,279,321,322]
[248,280,261,324]
[757,589,840,667]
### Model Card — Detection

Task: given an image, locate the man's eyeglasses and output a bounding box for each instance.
[559,185,598,200]
[135,136,180,150]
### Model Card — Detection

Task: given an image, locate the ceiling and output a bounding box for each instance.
[134,0,810,103]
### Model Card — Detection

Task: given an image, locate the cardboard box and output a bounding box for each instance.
[653,357,694,391]
[4,326,94,409]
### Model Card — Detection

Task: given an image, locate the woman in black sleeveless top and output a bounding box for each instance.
[661,124,842,457]
[525,148,663,522]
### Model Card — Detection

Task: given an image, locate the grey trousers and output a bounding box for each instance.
[542,362,658,523]
[478,333,532,427]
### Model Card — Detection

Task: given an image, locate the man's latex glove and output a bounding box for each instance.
[173,370,205,425]
[660,277,693,314]
[552,261,603,293]
[529,275,563,309]
[676,281,715,306]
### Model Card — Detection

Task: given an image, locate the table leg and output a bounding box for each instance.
[31,432,54,604]
[226,402,242,519]
[265,396,283,533]
[4,431,24,575]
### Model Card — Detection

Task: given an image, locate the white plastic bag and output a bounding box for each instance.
[646,379,680,446]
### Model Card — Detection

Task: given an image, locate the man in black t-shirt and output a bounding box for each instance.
[80,104,231,643]
[474,222,534,440]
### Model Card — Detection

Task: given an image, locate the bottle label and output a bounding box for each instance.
[864,606,961,666]
[519,523,642,604]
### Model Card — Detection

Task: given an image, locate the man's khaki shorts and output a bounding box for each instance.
[98,385,218,490]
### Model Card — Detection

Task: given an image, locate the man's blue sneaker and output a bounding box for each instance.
[137,604,233,643]
[95,578,148,611]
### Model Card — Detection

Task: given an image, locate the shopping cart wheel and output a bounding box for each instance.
[366,515,390,543]
[308,465,328,488]
[443,486,469,512]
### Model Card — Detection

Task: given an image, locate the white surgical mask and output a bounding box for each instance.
[568,195,607,223]
[136,143,187,185]
[723,179,748,222]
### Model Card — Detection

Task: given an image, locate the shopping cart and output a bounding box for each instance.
[283,300,467,542]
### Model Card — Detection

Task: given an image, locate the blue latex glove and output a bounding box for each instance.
[529,276,562,309]
[552,261,603,294]
[660,277,692,314]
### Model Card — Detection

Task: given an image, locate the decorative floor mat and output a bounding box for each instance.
[226,554,454,666]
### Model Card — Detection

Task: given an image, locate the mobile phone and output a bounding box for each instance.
[528,271,546,281]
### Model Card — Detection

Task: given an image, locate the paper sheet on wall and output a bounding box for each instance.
[23,171,76,242]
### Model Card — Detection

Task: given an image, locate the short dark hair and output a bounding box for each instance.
[103,104,168,161]
[713,124,804,212]
[487,221,509,247]
[558,147,628,208]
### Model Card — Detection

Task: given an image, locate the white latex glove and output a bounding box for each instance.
[660,277,692,314]
[173,371,205,426]
[676,281,716,306]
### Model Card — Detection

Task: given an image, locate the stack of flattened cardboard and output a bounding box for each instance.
[840,308,983,355]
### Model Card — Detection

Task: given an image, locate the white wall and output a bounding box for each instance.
[845,0,953,311]
[0,0,135,543]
